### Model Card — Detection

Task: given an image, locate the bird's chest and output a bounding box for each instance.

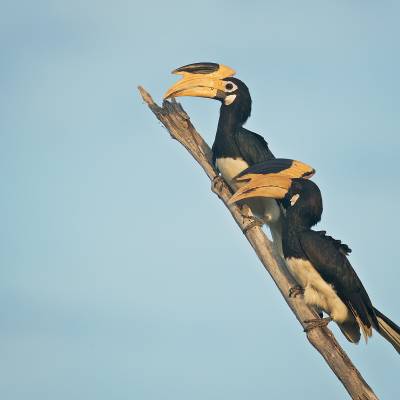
[216,156,281,225]
[215,157,249,190]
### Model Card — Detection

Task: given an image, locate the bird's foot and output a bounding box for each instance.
[303,317,332,332]
[211,175,225,194]
[289,285,304,298]
[241,215,264,234]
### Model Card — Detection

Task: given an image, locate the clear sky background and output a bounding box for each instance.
[1,1,399,399]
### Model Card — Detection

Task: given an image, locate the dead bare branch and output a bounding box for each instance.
[138,85,379,400]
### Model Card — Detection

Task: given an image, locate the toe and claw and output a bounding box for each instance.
[211,175,264,233]
[289,285,304,298]
[211,175,225,194]
[241,214,264,234]
[303,317,333,332]
[287,287,331,331]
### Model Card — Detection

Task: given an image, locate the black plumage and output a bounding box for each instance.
[281,179,389,343]
[212,126,274,166]
[164,63,282,250]
[211,78,273,163]
[229,163,400,353]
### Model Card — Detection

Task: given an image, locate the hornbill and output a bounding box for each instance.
[229,159,400,353]
[164,62,284,252]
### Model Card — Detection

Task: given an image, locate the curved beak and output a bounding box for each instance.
[228,158,315,205]
[164,76,224,99]
[228,175,293,205]
[164,63,236,100]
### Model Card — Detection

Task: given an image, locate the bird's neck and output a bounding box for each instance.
[282,212,310,258]
[216,106,243,139]
[213,106,244,159]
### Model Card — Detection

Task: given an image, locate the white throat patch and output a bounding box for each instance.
[224,94,237,105]
[290,194,300,206]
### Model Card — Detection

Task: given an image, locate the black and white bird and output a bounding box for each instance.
[229,159,400,353]
[164,62,284,252]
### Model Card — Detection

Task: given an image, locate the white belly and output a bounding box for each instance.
[286,257,350,323]
[216,157,249,190]
[216,157,281,225]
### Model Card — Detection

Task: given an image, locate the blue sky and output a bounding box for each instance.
[1,1,399,399]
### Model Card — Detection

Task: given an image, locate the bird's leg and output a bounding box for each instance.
[303,316,333,332]
[211,175,225,194]
[289,285,304,298]
[212,178,264,233]
[240,212,264,234]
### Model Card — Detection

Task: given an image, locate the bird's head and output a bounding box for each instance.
[280,179,323,227]
[228,159,322,227]
[164,62,252,124]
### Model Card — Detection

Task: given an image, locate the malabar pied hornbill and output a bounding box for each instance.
[164,62,284,252]
[229,159,400,353]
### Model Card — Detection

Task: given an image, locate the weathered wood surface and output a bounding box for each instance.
[138,86,379,400]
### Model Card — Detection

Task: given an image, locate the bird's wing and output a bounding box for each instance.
[313,230,352,255]
[299,230,378,337]
[235,127,275,164]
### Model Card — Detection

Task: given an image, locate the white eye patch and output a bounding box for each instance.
[224,81,238,93]
[224,94,237,105]
[290,194,300,206]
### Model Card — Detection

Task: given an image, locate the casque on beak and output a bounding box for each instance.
[164,63,236,100]
[235,159,315,184]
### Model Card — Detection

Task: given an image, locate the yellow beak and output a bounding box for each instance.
[164,63,236,99]
[228,158,315,205]
[228,175,293,205]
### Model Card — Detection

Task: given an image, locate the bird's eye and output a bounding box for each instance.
[225,81,238,93]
